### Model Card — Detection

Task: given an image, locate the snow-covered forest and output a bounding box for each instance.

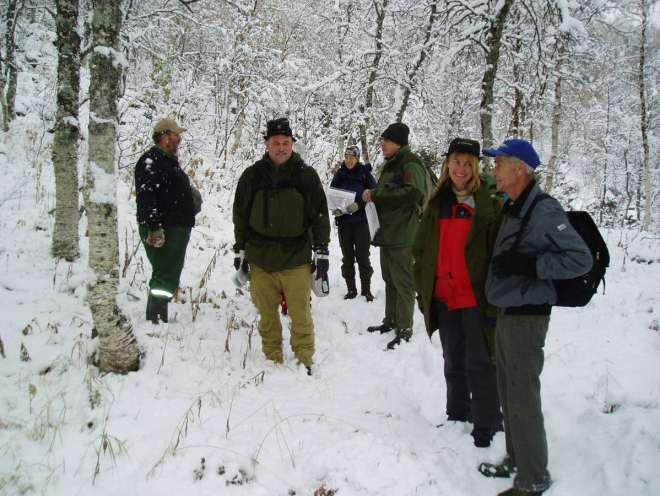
[1,0,659,495]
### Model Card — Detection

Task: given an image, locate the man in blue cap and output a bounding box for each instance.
[477,139,592,496]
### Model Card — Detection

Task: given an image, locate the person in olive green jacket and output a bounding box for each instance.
[413,138,503,447]
[362,122,426,349]
[232,118,330,374]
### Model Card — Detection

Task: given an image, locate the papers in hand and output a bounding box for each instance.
[365,202,380,240]
[327,187,356,212]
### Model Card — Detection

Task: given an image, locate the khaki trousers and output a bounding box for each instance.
[250,264,314,366]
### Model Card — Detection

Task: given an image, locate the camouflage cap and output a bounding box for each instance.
[153,118,186,136]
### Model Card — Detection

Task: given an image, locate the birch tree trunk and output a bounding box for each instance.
[638,0,652,230]
[544,73,562,193]
[86,0,139,373]
[359,0,389,165]
[395,0,438,122]
[52,0,81,261]
[479,0,513,149]
[2,0,19,131]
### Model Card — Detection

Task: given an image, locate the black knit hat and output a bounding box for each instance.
[264,117,296,141]
[381,122,409,146]
[445,138,480,158]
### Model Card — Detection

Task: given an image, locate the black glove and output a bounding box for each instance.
[313,246,329,279]
[491,250,537,278]
[233,249,249,273]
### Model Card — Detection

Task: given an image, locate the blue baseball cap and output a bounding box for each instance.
[482,139,541,169]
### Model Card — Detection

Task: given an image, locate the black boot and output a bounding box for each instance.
[360,276,374,302]
[344,277,357,299]
[146,293,169,324]
[366,322,392,334]
[386,328,412,349]
[478,456,515,478]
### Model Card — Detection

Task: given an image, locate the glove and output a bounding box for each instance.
[344,202,359,214]
[146,228,165,248]
[313,246,329,279]
[233,249,249,273]
[491,250,537,278]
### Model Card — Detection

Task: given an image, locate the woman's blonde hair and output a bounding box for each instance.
[438,152,482,194]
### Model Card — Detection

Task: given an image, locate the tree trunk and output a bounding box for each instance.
[507,26,524,138]
[359,0,389,165]
[544,74,562,193]
[52,0,82,261]
[638,0,651,230]
[395,0,438,122]
[2,0,19,130]
[479,0,513,149]
[86,0,139,374]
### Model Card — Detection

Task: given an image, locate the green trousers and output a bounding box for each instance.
[139,225,191,298]
[495,312,552,492]
[338,221,373,285]
[250,264,314,366]
[380,246,415,329]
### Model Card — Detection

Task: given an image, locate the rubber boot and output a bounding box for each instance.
[344,277,357,299]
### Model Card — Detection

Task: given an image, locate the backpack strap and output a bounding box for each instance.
[511,192,551,251]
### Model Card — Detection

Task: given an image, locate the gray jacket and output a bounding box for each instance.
[486,182,593,308]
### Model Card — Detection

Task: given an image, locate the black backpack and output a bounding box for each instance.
[514,193,610,307]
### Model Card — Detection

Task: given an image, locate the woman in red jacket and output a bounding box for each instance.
[413,138,503,447]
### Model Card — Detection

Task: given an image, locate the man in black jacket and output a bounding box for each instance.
[135,118,201,323]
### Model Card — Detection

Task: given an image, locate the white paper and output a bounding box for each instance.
[365,202,380,240]
[326,187,357,211]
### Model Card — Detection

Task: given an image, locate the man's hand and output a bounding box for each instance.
[362,189,373,203]
[491,250,537,278]
[146,228,165,248]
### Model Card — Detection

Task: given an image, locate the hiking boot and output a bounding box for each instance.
[386,328,412,350]
[472,427,494,448]
[146,293,168,324]
[497,489,544,496]
[366,323,392,334]
[344,277,358,299]
[478,456,515,479]
[360,277,374,302]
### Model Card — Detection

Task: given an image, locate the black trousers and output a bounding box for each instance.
[434,300,502,430]
[338,221,373,285]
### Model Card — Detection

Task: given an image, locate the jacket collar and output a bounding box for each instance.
[503,179,538,218]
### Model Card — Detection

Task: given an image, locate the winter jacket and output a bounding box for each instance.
[371,145,426,248]
[232,152,330,272]
[414,181,502,337]
[485,181,593,312]
[135,146,196,229]
[330,162,377,225]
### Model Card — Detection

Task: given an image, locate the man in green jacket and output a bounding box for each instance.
[232,118,330,374]
[362,122,426,349]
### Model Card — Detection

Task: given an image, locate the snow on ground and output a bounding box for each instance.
[1,120,659,496]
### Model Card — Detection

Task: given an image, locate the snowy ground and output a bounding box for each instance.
[1,115,659,496]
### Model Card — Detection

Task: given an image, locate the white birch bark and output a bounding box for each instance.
[52,0,81,261]
[86,0,139,373]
